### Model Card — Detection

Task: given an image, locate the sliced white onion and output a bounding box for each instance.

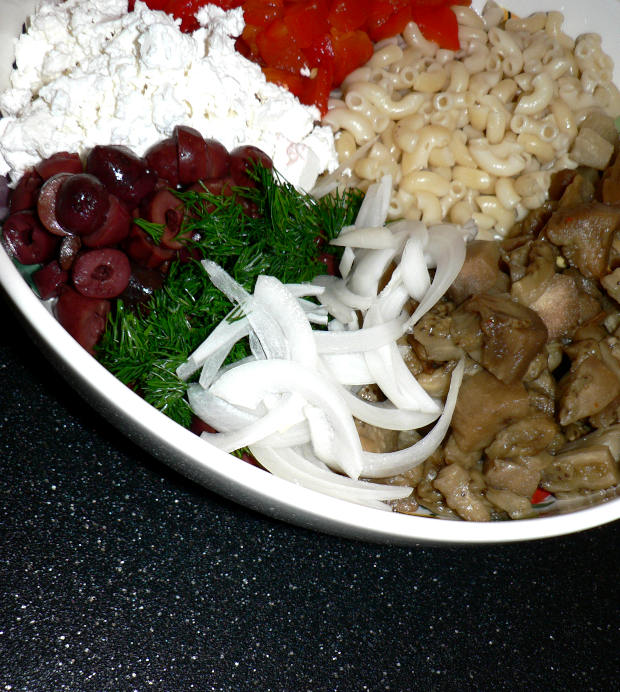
[249,444,412,510]
[331,226,401,249]
[313,315,407,354]
[209,358,365,479]
[359,359,465,478]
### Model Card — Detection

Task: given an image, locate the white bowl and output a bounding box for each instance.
[2,0,620,544]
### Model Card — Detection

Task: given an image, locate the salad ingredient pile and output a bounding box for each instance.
[0,0,337,191]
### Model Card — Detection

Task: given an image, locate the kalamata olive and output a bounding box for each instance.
[123,224,175,269]
[35,152,83,180]
[2,210,58,265]
[81,194,131,248]
[56,173,110,235]
[144,188,187,249]
[37,173,73,236]
[72,248,131,299]
[119,263,165,312]
[59,234,82,271]
[204,139,230,179]
[175,125,208,184]
[190,177,234,197]
[33,260,69,299]
[145,138,180,186]
[55,286,111,355]
[86,145,157,207]
[229,145,273,187]
[9,169,42,212]
[0,175,9,221]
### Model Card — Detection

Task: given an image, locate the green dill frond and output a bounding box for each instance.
[96,164,363,428]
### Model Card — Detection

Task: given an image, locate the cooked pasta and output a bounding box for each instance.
[322,1,620,238]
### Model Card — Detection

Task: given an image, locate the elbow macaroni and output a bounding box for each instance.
[322,5,620,237]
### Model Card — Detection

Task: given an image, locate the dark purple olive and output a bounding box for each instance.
[229,145,273,187]
[37,173,73,236]
[81,194,131,248]
[55,286,110,355]
[175,125,208,185]
[0,175,9,221]
[203,139,230,179]
[33,260,69,299]
[9,169,42,212]
[123,225,175,269]
[2,210,58,264]
[72,248,131,299]
[58,234,82,271]
[145,138,180,186]
[56,173,110,235]
[119,263,166,312]
[35,151,83,180]
[86,145,157,207]
[144,188,187,249]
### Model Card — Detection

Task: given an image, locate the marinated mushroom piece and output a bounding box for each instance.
[530,274,583,339]
[462,293,548,384]
[484,414,559,459]
[355,419,400,453]
[558,355,620,426]
[555,173,596,209]
[541,445,620,493]
[510,240,558,307]
[447,240,504,305]
[433,464,492,522]
[414,454,459,520]
[483,454,551,499]
[544,202,620,280]
[411,302,464,362]
[450,370,530,453]
[601,151,620,205]
[601,267,620,302]
[484,488,534,520]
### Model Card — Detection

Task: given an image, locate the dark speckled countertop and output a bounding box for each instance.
[0,293,619,692]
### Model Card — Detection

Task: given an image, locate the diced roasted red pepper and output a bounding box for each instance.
[283,0,330,50]
[262,66,306,98]
[300,64,333,116]
[411,4,461,51]
[328,0,371,32]
[368,3,412,42]
[531,488,552,505]
[243,0,284,27]
[256,18,309,72]
[303,32,335,70]
[164,0,203,32]
[330,28,373,86]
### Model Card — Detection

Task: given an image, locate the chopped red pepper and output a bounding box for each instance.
[256,18,309,72]
[531,488,552,505]
[411,4,461,51]
[328,0,371,32]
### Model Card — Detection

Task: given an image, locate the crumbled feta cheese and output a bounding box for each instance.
[0,0,338,191]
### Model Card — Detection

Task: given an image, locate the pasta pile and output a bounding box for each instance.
[323,1,620,238]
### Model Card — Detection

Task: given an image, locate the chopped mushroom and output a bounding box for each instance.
[447,239,503,305]
[541,445,620,492]
[484,414,558,459]
[463,293,548,384]
[544,202,620,280]
[450,370,530,452]
[483,455,549,499]
[484,488,534,520]
[433,464,491,522]
[558,355,620,425]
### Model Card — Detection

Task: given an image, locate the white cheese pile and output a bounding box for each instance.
[0,0,338,190]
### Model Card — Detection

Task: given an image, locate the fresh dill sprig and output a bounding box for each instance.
[134,218,166,245]
[96,165,363,428]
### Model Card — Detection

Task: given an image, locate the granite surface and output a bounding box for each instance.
[0,293,618,692]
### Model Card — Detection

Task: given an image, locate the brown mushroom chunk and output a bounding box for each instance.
[451,370,530,452]
[485,488,534,519]
[411,305,464,362]
[544,202,620,279]
[558,355,620,425]
[601,267,620,303]
[541,445,620,492]
[484,457,545,498]
[556,173,595,209]
[510,240,558,307]
[484,414,558,459]
[447,240,502,305]
[601,152,620,205]
[463,293,548,384]
[433,464,491,521]
[530,273,583,339]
